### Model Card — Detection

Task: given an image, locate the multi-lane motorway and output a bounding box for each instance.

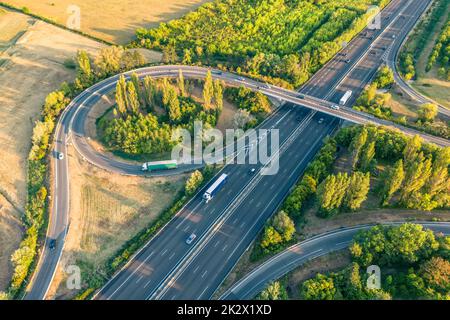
[221,222,450,300]
[25,0,445,300]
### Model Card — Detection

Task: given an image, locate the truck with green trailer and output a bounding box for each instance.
[141,160,178,171]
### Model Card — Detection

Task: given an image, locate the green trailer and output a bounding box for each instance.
[142,160,178,171]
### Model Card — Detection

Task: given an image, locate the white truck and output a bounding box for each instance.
[339,90,352,106]
[203,173,228,203]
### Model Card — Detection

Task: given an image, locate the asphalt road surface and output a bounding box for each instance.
[221,222,450,300]
[25,0,444,300]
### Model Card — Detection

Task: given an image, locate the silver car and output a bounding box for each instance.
[186,233,197,245]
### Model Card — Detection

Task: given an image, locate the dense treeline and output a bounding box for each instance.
[0,47,147,299]
[317,171,371,217]
[135,0,390,87]
[354,67,450,139]
[426,13,450,80]
[337,126,450,210]
[100,70,227,155]
[296,223,450,300]
[74,46,146,91]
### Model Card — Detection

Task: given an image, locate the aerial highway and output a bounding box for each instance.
[24,0,445,300]
[221,222,450,300]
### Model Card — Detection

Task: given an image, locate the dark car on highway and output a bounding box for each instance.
[49,239,57,250]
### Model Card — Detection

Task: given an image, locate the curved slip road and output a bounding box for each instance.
[384,0,450,118]
[25,0,446,300]
[221,222,450,300]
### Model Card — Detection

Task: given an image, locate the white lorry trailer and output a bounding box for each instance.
[203,173,228,203]
[339,90,352,106]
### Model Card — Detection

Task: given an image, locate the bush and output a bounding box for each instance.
[185,170,204,195]
[417,103,438,122]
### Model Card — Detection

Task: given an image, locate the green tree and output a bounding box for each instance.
[300,274,336,300]
[162,45,178,63]
[403,135,422,165]
[185,170,204,195]
[95,46,124,77]
[374,66,394,88]
[115,75,127,116]
[359,141,376,172]
[213,79,224,111]
[426,147,450,197]
[343,263,364,299]
[131,72,143,106]
[272,211,295,242]
[401,153,432,204]
[126,81,140,114]
[261,226,283,250]
[317,173,350,217]
[75,50,93,87]
[381,159,404,206]
[258,281,288,300]
[344,172,370,211]
[350,127,368,169]
[120,50,146,70]
[177,69,186,97]
[182,48,192,64]
[142,76,157,109]
[366,83,377,104]
[418,103,438,122]
[203,70,214,110]
[163,85,181,122]
[351,224,439,267]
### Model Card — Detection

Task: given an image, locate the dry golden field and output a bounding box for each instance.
[5,0,211,44]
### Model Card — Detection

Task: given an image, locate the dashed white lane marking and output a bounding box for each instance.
[193,265,200,274]
[144,278,152,288]
[240,221,246,229]
[222,244,228,251]
[168,252,175,260]
[201,270,208,278]
[214,240,220,248]
[161,249,168,256]
[199,286,210,299]
[183,225,189,232]
[335,241,352,246]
